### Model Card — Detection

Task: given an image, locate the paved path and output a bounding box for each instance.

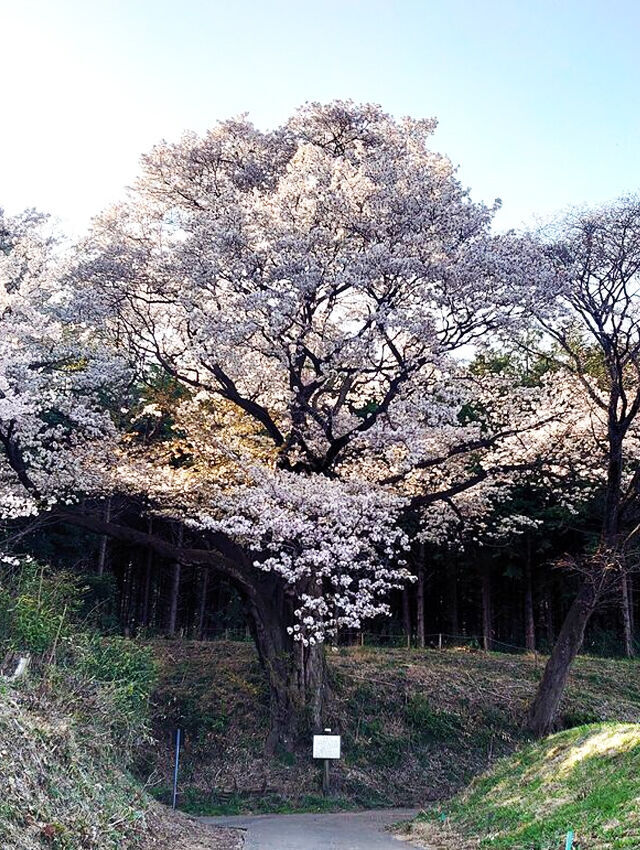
[201,808,421,849]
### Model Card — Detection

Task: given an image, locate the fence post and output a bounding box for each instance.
[438,633,442,650]
[359,632,364,647]
[565,829,574,850]
[172,728,181,810]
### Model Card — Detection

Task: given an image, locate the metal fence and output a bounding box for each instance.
[199,626,538,654]
[194,625,638,659]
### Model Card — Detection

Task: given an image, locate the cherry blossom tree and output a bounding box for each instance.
[0,104,579,748]
[0,208,121,520]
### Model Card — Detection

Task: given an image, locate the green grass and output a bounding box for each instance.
[404,722,640,849]
[153,785,358,816]
[144,642,640,814]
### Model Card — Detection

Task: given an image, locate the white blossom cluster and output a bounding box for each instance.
[0,209,125,517]
[197,469,410,644]
[1,104,633,641]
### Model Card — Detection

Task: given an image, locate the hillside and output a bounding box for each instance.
[0,678,241,850]
[400,722,640,849]
[0,560,241,850]
[144,641,640,813]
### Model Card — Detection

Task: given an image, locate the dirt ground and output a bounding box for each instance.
[141,804,243,849]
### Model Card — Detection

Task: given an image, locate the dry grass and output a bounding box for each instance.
[396,818,476,849]
[144,641,640,813]
[141,806,242,850]
[0,680,241,849]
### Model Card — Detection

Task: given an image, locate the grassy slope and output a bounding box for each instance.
[402,722,640,850]
[0,678,241,850]
[145,641,640,814]
[0,680,150,849]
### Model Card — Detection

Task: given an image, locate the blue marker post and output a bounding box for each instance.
[172,728,182,810]
[565,829,574,850]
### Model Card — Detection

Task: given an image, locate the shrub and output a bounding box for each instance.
[0,557,79,657]
[0,555,157,742]
[75,633,157,722]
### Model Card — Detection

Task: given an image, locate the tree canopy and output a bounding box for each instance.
[1,102,639,743]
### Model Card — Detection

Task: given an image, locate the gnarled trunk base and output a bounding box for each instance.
[241,573,329,753]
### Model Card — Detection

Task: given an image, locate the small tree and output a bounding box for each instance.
[525,197,640,735]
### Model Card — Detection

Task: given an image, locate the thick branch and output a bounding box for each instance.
[54,508,250,581]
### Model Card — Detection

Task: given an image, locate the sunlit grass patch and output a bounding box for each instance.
[403,722,640,849]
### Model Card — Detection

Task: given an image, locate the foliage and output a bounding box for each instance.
[0,556,80,655]
[0,558,166,850]
[74,633,158,722]
[0,555,157,733]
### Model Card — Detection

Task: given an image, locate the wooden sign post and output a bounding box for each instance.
[313,728,341,796]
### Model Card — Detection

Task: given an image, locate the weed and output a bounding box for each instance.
[404,695,462,743]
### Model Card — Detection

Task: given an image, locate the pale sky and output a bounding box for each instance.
[1,0,639,235]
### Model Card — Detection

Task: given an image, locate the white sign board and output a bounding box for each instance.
[313,734,341,760]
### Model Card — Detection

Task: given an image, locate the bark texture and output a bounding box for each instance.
[481,563,492,652]
[241,572,328,753]
[526,578,600,736]
[621,573,635,658]
[416,564,425,649]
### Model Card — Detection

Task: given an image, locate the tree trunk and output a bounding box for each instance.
[197,567,209,640]
[167,561,181,636]
[481,563,492,652]
[416,553,426,649]
[621,572,635,658]
[528,424,624,735]
[242,573,328,753]
[55,507,330,755]
[141,548,153,627]
[526,578,600,736]
[402,587,411,642]
[542,582,554,648]
[121,559,133,636]
[167,526,183,636]
[139,519,153,627]
[96,497,112,576]
[447,562,459,636]
[602,430,623,545]
[524,538,536,652]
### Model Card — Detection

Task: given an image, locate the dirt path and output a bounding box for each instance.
[201,808,421,849]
